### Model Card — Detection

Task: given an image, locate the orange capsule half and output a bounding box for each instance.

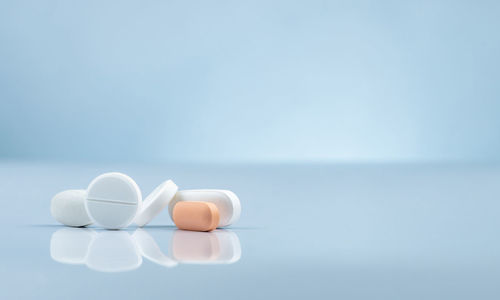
[173,202,219,232]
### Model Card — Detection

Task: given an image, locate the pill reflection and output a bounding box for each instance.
[171,230,241,264]
[50,227,241,272]
[132,229,178,268]
[86,231,142,272]
[50,228,96,264]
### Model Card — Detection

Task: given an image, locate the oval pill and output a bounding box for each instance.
[169,190,240,227]
[85,172,142,229]
[173,202,219,232]
[51,189,93,227]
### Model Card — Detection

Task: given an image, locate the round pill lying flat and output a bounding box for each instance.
[173,201,219,232]
[85,172,142,229]
[134,180,178,227]
[51,189,93,227]
[168,190,241,227]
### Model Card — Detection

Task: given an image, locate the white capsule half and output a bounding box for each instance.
[85,172,142,229]
[168,190,241,227]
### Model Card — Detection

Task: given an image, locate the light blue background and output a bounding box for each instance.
[1,0,500,163]
[2,3,500,298]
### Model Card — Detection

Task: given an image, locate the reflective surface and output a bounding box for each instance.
[50,228,241,272]
[2,162,500,299]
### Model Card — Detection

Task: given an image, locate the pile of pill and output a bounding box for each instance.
[51,172,241,231]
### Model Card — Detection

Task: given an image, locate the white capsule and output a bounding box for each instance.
[168,190,241,227]
[85,172,142,229]
[51,189,93,227]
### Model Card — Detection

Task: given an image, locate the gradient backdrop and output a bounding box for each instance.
[1,0,499,163]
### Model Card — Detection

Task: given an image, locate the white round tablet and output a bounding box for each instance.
[51,189,93,227]
[134,180,178,227]
[168,190,241,227]
[85,172,142,229]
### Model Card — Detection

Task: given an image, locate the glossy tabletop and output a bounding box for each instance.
[1,161,500,299]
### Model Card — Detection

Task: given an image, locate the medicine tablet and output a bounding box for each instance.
[85,172,142,229]
[134,180,178,227]
[51,189,93,227]
[168,190,241,227]
[173,202,219,232]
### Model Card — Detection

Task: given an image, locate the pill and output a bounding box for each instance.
[51,189,93,227]
[170,229,241,264]
[173,201,219,232]
[168,190,241,227]
[86,231,142,272]
[50,228,96,264]
[134,180,178,227]
[85,172,142,229]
